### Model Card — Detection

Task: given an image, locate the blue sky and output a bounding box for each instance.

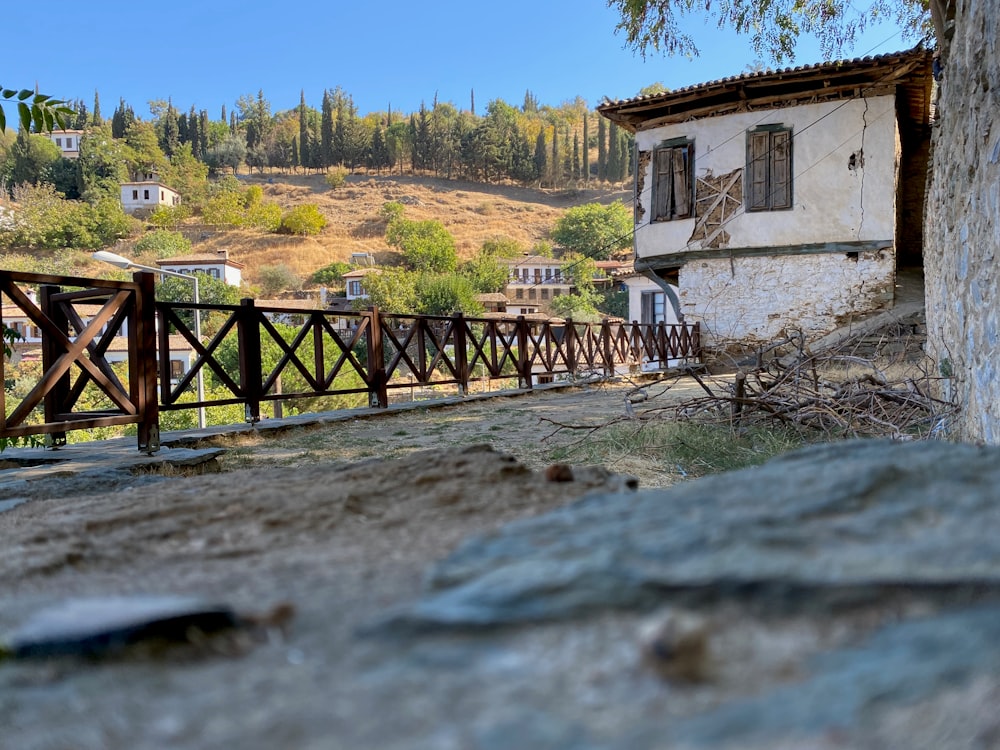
[5,1,911,120]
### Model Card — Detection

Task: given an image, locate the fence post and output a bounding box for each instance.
[516,315,532,390]
[367,306,388,408]
[601,319,615,376]
[656,321,668,365]
[238,298,262,423]
[39,285,68,447]
[564,318,577,379]
[133,272,159,452]
[452,311,469,396]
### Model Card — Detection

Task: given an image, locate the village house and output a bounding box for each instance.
[597,47,934,348]
[120,172,182,216]
[157,250,243,287]
[45,129,84,159]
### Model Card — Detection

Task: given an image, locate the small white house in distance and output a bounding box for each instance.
[120,173,181,216]
[503,255,572,308]
[343,268,380,302]
[157,250,243,287]
[46,129,84,159]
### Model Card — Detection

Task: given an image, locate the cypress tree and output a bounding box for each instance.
[583,113,590,182]
[177,112,189,146]
[533,131,546,185]
[597,117,607,181]
[551,125,559,186]
[470,89,475,116]
[229,111,237,134]
[371,122,387,174]
[299,90,310,171]
[199,110,209,156]
[291,135,299,170]
[321,90,335,169]
[111,99,126,139]
[572,131,581,181]
[188,106,201,159]
[408,114,418,173]
[72,99,89,130]
[161,99,180,157]
[607,121,621,183]
[92,90,102,125]
[221,104,227,123]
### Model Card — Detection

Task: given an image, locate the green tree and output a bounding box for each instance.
[279,204,327,235]
[608,1,929,63]
[256,263,303,296]
[298,90,311,172]
[460,252,509,294]
[321,89,335,169]
[134,229,191,259]
[77,123,130,203]
[551,202,633,259]
[385,217,458,273]
[310,261,352,288]
[8,129,61,187]
[416,273,484,316]
[597,116,607,181]
[204,135,246,175]
[356,268,418,313]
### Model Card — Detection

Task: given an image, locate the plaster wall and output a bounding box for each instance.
[622,277,680,325]
[924,0,1000,443]
[680,250,895,345]
[633,96,899,258]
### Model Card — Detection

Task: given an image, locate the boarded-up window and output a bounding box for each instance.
[652,141,694,222]
[747,127,792,211]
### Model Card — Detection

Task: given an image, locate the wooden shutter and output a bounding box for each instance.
[769,130,791,209]
[748,131,770,211]
[654,149,673,221]
[672,146,691,218]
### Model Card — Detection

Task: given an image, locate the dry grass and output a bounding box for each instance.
[164,174,631,288]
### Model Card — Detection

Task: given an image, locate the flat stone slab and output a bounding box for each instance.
[4,595,238,658]
[376,439,1000,630]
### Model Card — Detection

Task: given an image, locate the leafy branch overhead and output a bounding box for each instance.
[0,87,75,133]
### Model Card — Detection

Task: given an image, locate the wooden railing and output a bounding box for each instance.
[2,270,701,450]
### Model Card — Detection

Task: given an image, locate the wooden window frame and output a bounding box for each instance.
[652,139,694,222]
[746,125,793,212]
[640,290,665,324]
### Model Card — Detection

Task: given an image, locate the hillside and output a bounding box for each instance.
[157,173,632,289]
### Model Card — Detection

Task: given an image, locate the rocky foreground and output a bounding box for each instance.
[1,439,998,749]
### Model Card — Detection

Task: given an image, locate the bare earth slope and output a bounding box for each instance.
[179,174,631,287]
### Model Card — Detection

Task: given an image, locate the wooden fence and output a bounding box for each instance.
[1,270,701,451]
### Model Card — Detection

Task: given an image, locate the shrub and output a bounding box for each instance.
[385,218,457,273]
[257,264,303,296]
[246,202,282,231]
[279,204,327,236]
[147,204,192,229]
[379,201,405,224]
[325,168,348,190]
[134,229,191,259]
[310,261,352,287]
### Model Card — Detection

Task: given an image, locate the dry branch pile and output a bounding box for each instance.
[673,334,955,440]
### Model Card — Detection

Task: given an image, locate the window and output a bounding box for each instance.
[132,190,138,200]
[541,288,549,300]
[544,268,552,281]
[143,189,150,200]
[348,281,363,297]
[528,288,537,300]
[515,288,524,299]
[161,191,165,201]
[652,140,694,221]
[210,269,220,279]
[747,127,792,211]
[640,291,665,324]
[552,288,562,297]
[55,138,62,147]
[533,269,541,283]
[170,360,185,379]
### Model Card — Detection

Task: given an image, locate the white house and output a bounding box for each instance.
[598,47,934,348]
[46,129,84,159]
[342,268,380,302]
[157,250,243,287]
[503,255,572,311]
[120,173,181,216]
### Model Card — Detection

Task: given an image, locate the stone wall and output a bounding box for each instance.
[680,250,895,345]
[924,0,1000,443]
